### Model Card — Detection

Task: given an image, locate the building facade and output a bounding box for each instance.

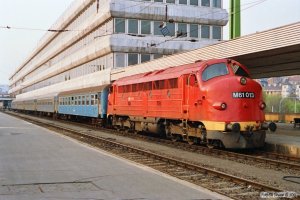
[9,0,228,99]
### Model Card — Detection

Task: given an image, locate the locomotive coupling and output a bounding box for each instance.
[261,122,277,132]
[226,123,241,132]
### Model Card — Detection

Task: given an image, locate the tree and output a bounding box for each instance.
[263,92,281,113]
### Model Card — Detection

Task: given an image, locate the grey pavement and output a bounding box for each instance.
[0,112,227,200]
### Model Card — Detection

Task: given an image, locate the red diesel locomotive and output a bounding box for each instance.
[107,59,276,149]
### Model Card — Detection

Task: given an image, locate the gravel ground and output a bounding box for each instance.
[9,112,300,194]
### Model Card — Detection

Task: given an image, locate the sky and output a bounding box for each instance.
[0,0,300,85]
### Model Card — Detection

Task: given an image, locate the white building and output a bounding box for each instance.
[296,85,300,99]
[281,84,293,98]
[9,0,228,99]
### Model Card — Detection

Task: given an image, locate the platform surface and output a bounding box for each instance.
[266,123,300,156]
[0,112,226,200]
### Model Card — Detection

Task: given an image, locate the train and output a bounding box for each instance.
[11,58,277,149]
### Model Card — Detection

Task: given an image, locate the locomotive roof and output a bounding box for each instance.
[114,61,203,86]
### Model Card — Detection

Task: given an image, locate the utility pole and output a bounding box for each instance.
[229,0,241,39]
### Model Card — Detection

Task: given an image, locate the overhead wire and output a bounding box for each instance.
[153,0,269,47]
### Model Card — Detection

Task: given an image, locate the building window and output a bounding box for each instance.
[201,0,210,7]
[115,53,126,68]
[167,23,175,36]
[115,18,125,33]
[213,26,221,39]
[154,54,163,59]
[128,19,138,34]
[141,54,151,63]
[128,53,138,66]
[213,0,221,8]
[190,24,199,38]
[179,0,187,5]
[190,0,198,6]
[166,0,175,3]
[177,23,187,37]
[201,25,210,38]
[154,0,163,2]
[141,20,151,35]
[154,21,164,36]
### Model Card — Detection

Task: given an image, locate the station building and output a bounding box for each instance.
[9,0,228,99]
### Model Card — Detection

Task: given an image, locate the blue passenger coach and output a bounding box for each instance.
[58,87,109,118]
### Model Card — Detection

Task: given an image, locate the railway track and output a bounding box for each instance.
[6,111,300,173]
[7,111,284,200]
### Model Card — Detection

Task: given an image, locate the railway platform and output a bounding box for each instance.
[265,123,300,157]
[0,112,227,200]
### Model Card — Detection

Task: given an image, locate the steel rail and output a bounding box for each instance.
[5,111,283,200]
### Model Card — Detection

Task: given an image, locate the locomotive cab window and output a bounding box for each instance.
[231,64,249,77]
[202,63,229,81]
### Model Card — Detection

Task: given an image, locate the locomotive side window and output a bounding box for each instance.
[202,63,228,81]
[144,82,152,91]
[168,78,178,89]
[231,64,249,77]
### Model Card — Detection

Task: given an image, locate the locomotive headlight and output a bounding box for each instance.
[240,77,247,85]
[221,103,227,110]
[260,102,266,110]
[213,102,227,110]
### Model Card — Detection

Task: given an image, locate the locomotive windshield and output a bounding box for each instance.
[231,64,249,77]
[202,63,229,81]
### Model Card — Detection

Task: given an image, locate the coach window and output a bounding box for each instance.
[75,97,78,105]
[86,95,90,105]
[202,63,229,81]
[115,18,125,33]
[82,96,85,105]
[95,94,98,104]
[91,95,95,105]
[78,96,81,105]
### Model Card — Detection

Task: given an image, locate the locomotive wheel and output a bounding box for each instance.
[171,134,181,142]
[187,136,197,145]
